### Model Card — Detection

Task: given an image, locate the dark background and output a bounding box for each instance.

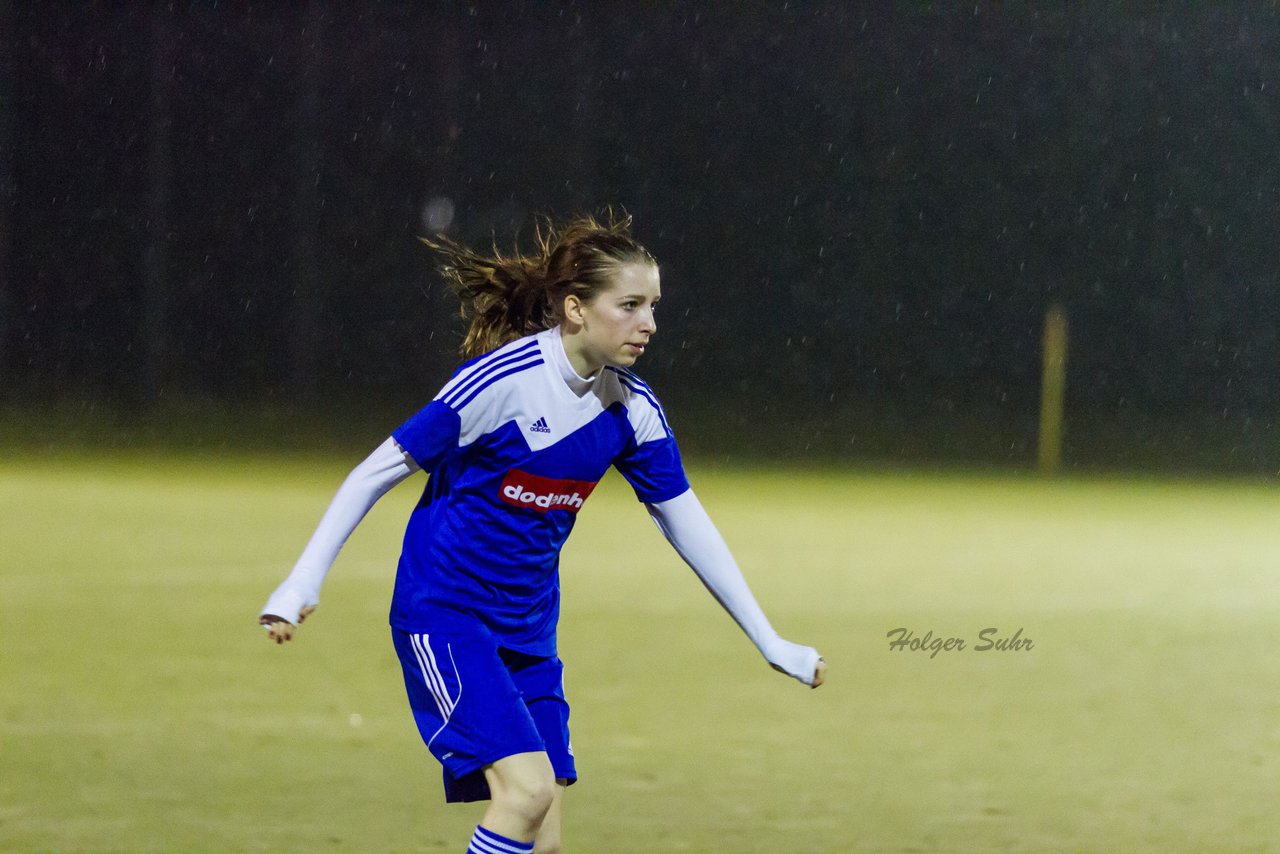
[3,3,1278,471]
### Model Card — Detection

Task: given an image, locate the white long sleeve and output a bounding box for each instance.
[646,489,821,685]
[260,437,418,625]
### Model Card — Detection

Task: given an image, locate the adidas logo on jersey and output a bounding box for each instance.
[500,469,598,514]
[528,417,551,434]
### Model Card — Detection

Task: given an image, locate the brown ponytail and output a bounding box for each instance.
[420,210,656,360]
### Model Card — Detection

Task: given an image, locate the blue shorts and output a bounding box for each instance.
[391,626,577,803]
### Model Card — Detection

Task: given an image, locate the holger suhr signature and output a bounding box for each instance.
[887,627,1034,659]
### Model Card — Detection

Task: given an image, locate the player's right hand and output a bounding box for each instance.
[766,638,825,688]
[811,656,827,688]
[259,605,316,644]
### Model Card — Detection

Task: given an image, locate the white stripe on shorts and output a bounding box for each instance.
[410,633,462,750]
[411,633,454,719]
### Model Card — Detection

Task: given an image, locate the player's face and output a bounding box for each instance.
[576,262,661,373]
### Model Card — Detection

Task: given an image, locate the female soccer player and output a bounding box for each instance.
[259,212,825,854]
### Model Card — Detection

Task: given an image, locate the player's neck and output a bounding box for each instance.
[552,326,597,396]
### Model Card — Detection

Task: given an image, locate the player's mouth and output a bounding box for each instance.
[626,342,647,355]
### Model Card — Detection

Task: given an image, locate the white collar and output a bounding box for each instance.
[549,326,596,397]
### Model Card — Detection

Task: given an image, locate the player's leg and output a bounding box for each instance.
[532,779,568,854]
[476,751,557,845]
[502,650,576,854]
[391,628,550,853]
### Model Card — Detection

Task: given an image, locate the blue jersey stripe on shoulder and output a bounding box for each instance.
[609,367,672,436]
[442,340,541,407]
[452,357,544,411]
[441,338,539,393]
[612,366,652,394]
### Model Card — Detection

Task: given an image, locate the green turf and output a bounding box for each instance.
[2,453,1278,852]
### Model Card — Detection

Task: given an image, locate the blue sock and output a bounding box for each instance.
[466,825,534,854]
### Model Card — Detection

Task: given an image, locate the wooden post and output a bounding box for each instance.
[142,5,173,405]
[290,1,325,406]
[0,0,15,392]
[1038,304,1068,475]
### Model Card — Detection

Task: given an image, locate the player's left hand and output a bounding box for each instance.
[259,605,316,645]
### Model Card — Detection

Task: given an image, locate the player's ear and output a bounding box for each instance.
[562,293,585,326]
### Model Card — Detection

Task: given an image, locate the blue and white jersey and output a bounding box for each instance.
[389,328,689,655]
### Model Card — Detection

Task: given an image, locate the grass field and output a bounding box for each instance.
[2,451,1278,852]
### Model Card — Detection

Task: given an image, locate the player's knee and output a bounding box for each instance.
[494,772,556,825]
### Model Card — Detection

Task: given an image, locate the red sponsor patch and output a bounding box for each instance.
[499,469,598,514]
